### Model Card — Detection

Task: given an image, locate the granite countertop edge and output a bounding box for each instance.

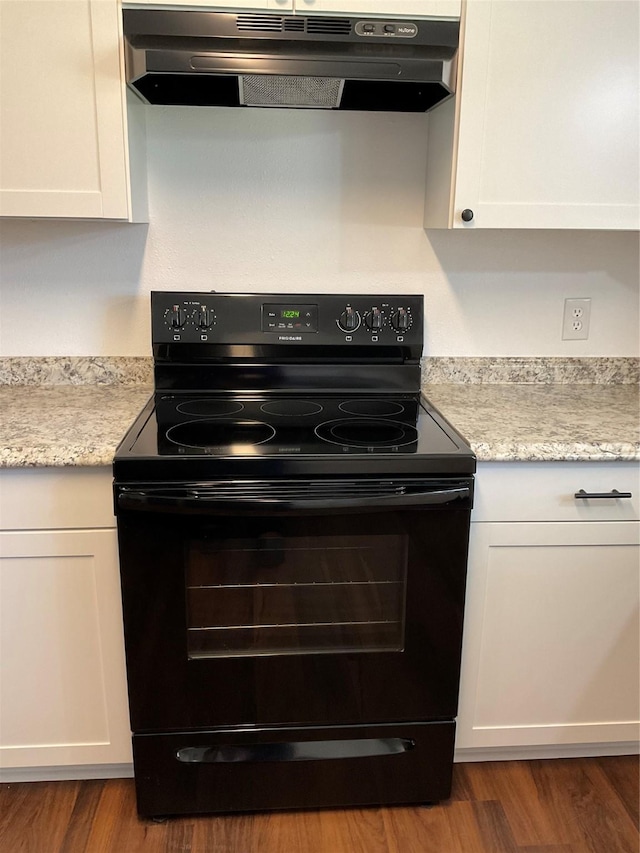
[1,357,638,468]
[466,442,639,463]
[0,447,121,469]
[3,438,638,469]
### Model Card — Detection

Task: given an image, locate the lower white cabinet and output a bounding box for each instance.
[457,463,640,756]
[0,470,132,776]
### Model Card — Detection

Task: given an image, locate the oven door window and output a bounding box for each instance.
[186,532,407,659]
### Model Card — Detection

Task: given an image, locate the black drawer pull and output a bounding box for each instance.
[574,489,633,500]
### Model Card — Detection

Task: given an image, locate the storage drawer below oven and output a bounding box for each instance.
[132,721,455,817]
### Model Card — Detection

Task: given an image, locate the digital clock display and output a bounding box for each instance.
[262,303,318,333]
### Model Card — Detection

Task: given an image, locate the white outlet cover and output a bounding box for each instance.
[562,298,591,340]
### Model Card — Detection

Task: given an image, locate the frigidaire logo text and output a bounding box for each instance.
[278,335,302,341]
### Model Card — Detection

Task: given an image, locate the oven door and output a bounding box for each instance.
[116,478,472,732]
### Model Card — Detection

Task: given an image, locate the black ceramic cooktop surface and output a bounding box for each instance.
[133,394,456,455]
[115,393,475,480]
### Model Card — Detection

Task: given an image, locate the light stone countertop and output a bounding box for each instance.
[424,383,639,462]
[0,357,638,467]
[0,385,152,468]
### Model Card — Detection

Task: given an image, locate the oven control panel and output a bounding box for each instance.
[152,292,424,347]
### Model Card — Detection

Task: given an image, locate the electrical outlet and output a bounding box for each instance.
[562,298,591,340]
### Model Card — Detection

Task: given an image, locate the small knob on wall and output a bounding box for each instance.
[461,209,474,222]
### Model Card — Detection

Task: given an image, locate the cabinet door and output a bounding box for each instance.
[430,0,640,229]
[0,529,132,769]
[294,1,460,16]
[457,522,640,751]
[128,1,293,8]
[126,1,454,14]
[0,0,131,219]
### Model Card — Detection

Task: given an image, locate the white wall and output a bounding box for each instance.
[0,107,638,357]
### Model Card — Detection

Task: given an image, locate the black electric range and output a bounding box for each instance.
[113,292,475,818]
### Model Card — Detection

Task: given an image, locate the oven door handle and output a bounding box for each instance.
[117,483,471,512]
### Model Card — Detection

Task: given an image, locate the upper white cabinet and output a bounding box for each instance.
[0,0,145,220]
[126,1,459,15]
[127,1,294,8]
[425,0,640,230]
[294,1,460,16]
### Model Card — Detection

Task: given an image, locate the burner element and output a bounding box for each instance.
[176,400,245,417]
[260,400,324,417]
[339,399,405,417]
[315,418,418,448]
[167,419,276,450]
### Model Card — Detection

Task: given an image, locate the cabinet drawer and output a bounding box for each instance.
[0,468,115,530]
[473,461,640,523]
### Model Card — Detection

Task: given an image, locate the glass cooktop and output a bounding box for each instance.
[124,394,462,458]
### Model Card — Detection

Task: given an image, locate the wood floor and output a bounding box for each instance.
[1,757,637,853]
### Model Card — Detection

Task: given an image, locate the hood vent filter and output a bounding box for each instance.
[240,75,343,108]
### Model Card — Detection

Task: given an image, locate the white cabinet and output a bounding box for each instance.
[0,469,132,777]
[457,462,640,757]
[0,0,145,220]
[294,1,460,16]
[425,0,640,230]
[127,1,293,8]
[126,1,459,16]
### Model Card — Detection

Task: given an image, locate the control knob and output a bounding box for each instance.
[337,307,361,333]
[390,308,412,332]
[169,305,186,329]
[196,306,214,330]
[364,308,383,331]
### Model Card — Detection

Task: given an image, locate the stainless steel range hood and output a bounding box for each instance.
[123,10,459,112]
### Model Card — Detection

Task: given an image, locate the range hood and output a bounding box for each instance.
[123,10,459,112]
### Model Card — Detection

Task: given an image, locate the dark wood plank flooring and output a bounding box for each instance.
[1,757,637,853]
